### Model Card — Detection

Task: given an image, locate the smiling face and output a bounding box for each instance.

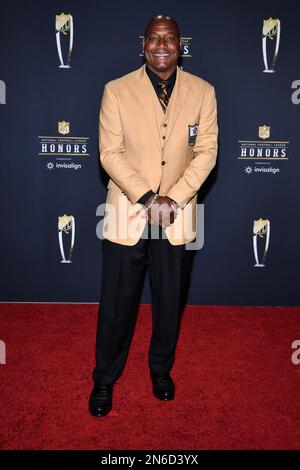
[143,18,181,79]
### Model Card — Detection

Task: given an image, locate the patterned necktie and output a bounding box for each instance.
[157,80,169,113]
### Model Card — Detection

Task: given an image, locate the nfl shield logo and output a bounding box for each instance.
[58,121,70,135]
[258,125,270,140]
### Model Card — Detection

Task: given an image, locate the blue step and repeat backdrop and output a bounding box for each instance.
[0,0,299,306]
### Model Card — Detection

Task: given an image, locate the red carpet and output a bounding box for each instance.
[0,303,300,450]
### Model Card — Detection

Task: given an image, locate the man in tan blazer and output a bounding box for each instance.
[90,15,218,416]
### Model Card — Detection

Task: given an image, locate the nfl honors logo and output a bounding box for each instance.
[238,124,289,163]
[37,120,90,164]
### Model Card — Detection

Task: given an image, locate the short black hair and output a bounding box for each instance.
[144,15,180,39]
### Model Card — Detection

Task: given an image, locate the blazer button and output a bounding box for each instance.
[162,136,165,139]
[161,160,166,165]
[162,123,167,127]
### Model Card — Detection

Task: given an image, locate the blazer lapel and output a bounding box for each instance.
[133,65,162,152]
[163,66,189,148]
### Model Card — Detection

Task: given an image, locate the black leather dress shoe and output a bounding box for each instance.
[89,384,113,417]
[150,371,175,401]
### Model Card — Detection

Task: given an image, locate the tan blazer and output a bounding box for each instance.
[99,64,218,245]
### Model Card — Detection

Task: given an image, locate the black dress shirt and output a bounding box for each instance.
[145,65,177,101]
[137,66,177,206]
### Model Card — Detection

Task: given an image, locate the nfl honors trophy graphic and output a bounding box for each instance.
[253,218,270,267]
[262,17,280,73]
[56,12,73,68]
[58,215,75,263]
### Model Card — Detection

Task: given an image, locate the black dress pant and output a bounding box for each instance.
[93,223,189,385]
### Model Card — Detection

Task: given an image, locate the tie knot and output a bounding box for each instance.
[158,80,168,90]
